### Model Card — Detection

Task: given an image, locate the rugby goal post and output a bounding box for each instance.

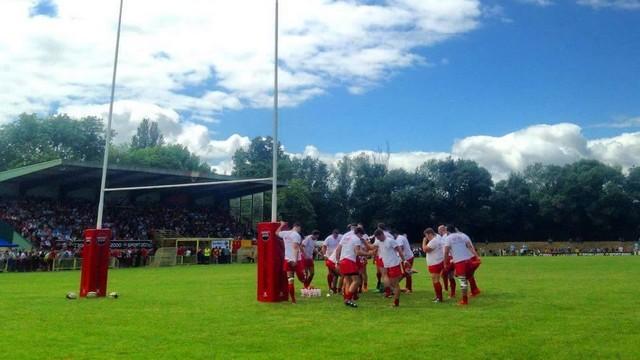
[151,247,178,267]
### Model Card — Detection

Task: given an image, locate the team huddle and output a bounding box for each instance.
[276,222,482,308]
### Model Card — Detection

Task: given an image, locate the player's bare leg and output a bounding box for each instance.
[286,268,297,304]
[389,276,401,307]
[431,272,443,302]
[362,262,368,292]
[457,275,469,305]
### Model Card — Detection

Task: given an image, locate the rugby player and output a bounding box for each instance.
[422,228,444,302]
[276,222,304,304]
[438,224,456,297]
[443,224,481,305]
[373,229,410,307]
[321,229,342,293]
[396,232,415,293]
[334,227,371,308]
[301,230,321,289]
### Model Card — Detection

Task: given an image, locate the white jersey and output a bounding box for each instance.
[396,234,414,260]
[426,234,445,265]
[444,232,474,263]
[301,236,316,260]
[323,234,341,258]
[279,230,302,262]
[328,248,338,264]
[339,233,361,262]
[374,236,401,268]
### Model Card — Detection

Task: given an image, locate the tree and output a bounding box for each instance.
[0,113,108,171]
[278,179,317,230]
[110,144,212,174]
[131,119,164,149]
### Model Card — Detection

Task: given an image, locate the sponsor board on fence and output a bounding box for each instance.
[72,240,153,249]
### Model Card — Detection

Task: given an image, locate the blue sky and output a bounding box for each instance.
[218,1,640,154]
[1,0,639,178]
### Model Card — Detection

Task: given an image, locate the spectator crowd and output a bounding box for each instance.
[0,197,252,272]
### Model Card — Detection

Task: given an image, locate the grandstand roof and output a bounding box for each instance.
[0,159,282,200]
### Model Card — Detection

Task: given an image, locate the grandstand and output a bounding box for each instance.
[0,159,285,250]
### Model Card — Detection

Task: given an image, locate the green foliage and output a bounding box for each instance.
[0,113,211,174]
[131,118,164,149]
[0,113,107,171]
[232,136,640,241]
[110,144,212,174]
[278,179,317,230]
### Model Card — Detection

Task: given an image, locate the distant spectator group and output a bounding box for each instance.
[0,197,254,272]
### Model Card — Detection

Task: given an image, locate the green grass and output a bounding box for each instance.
[1,257,639,359]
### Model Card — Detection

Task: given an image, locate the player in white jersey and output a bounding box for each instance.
[423,228,445,302]
[438,224,456,297]
[373,229,410,307]
[322,229,342,293]
[396,232,415,293]
[356,224,370,293]
[276,222,304,304]
[301,230,320,289]
[443,224,481,305]
[373,223,392,293]
[334,227,372,308]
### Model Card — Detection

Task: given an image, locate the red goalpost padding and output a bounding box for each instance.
[79,229,112,297]
[257,222,288,302]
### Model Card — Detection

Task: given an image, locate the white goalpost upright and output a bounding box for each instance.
[96,0,124,230]
[271,0,279,222]
[94,0,281,227]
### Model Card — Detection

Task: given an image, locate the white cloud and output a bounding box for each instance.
[58,100,250,174]
[519,0,555,6]
[452,123,591,180]
[0,0,482,124]
[577,0,640,9]
[590,116,640,129]
[588,132,640,170]
[289,123,640,182]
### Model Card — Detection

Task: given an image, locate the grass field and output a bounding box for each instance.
[1,257,639,359]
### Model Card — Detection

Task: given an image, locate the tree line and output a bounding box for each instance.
[233,137,640,243]
[2,114,639,243]
[0,113,211,174]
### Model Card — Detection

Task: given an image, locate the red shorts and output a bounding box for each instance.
[375,256,384,268]
[428,262,444,274]
[339,259,359,276]
[304,258,314,269]
[454,259,472,277]
[386,265,403,279]
[470,256,481,271]
[325,259,337,272]
[283,260,304,273]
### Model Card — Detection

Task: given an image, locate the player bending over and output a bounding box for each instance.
[396,232,415,293]
[438,224,456,298]
[276,221,304,304]
[373,229,410,307]
[301,230,320,289]
[443,224,481,305]
[334,227,371,308]
[322,229,342,293]
[423,228,445,303]
[357,224,370,293]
